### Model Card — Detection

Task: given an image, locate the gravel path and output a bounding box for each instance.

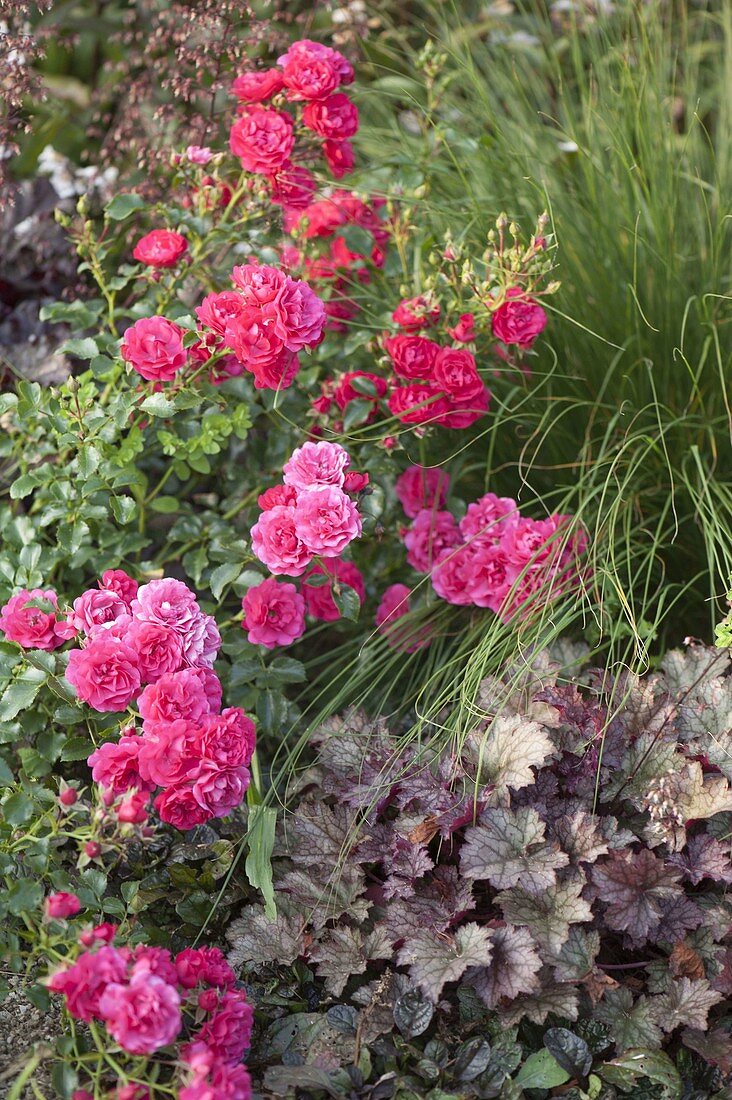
[0,977,59,1098]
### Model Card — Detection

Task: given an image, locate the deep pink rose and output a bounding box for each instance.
[388,383,449,425]
[459,492,518,544]
[384,334,440,380]
[294,486,362,556]
[392,295,440,331]
[132,946,178,985]
[229,107,294,174]
[281,53,340,100]
[126,619,184,683]
[88,733,154,795]
[272,277,326,351]
[133,230,188,269]
[395,465,450,519]
[303,93,359,139]
[375,583,429,652]
[66,635,141,712]
[137,719,204,787]
[404,509,461,572]
[251,505,313,576]
[232,68,285,102]
[138,669,219,731]
[69,588,128,635]
[47,946,128,1022]
[433,385,490,429]
[433,347,483,402]
[154,785,212,829]
[116,790,150,824]
[0,588,68,650]
[323,139,355,178]
[200,707,256,770]
[333,371,387,413]
[224,304,286,369]
[192,764,250,818]
[302,559,365,621]
[192,987,253,1065]
[500,515,562,572]
[247,347,301,391]
[231,261,287,304]
[491,289,547,348]
[278,39,353,85]
[175,947,235,990]
[447,313,477,343]
[430,544,476,606]
[258,484,298,510]
[45,892,81,920]
[241,577,305,648]
[196,291,247,337]
[283,440,349,491]
[121,317,187,382]
[99,569,138,606]
[269,164,317,209]
[98,969,181,1055]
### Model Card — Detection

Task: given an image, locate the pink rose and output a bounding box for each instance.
[138,669,220,731]
[132,945,178,984]
[192,765,250,818]
[245,347,301,391]
[269,164,317,209]
[66,635,141,712]
[459,492,518,544]
[294,486,362,556]
[388,383,449,426]
[433,386,490,430]
[281,53,340,101]
[192,987,253,1065]
[242,577,305,648]
[462,543,512,611]
[196,291,247,337]
[126,619,184,683]
[137,719,204,787]
[229,107,294,174]
[232,68,285,102]
[132,230,188,269]
[0,588,68,650]
[404,509,461,572]
[283,440,350,491]
[272,277,326,351]
[430,544,476,606]
[251,505,313,576]
[99,569,138,606]
[258,485,298,510]
[186,145,213,165]
[323,138,355,178]
[447,313,476,342]
[175,947,235,990]
[333,371,387,414]
[395,466,450,519]
[231,261,287,304]
[375,583,429,652]
[392,295,440,331]
[491,289,547,347]
[98,969,181,1055]
[433,347,483,402]
[69,588,128,635]
[201,708,256,769]
[302,559,365,621]
[302,93,359,139]
[500,515,561,572]
[384,334,440,380]
[224,305,286,371]
[88,733,154,795]
[116,789,150,824]
[120,317,187,382]
[278,39,353,85]
[130,579,219,668]
[48,946,128,1022]
[45,892,81,920]
[154,785,212,829]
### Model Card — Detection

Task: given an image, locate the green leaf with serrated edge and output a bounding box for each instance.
[210,562,241,600]
[333,583,361,621]
[0,667,47,721]
[141,393,175,417]
[106,192,146,220]
[245,805,277,920]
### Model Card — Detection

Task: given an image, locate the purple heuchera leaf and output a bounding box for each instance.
[669,834,732,885]
[590,849,683,947]
[461,807,568,891]
[496,877,593,955]
[651,977,724,1032]
[594,987,664,1052]
[396,922,494,1002]
[466,925,542,1008]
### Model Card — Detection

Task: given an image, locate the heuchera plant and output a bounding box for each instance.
[227,641,732,1097]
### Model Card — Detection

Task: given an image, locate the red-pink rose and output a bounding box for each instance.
[384,334,440,380]
[294,486,362,556]
[302,93,359,139]
[116,789,150,824]
[242,577,305,648]
[45,892,81,920]
[126,619,184,683]
[98,969,181,1055]
[404,509,461,572]
[192,765,250,818]
[323,139,355,178]
[133,230,188,269]
[269,165,317,209]
[447,313,476,342]
[66,635,141,712]
[396,465,450,519]
[191,987,253,1066]
[48,946,128,1022]
[231,261,286,303]
[196,291,247,337]
[100,569,138,606]
[175,947,235,990]
[88,733,154,795]
[251,505,313,576]
[138,669,219,731]
[224,305,285,368]
[433,347,483,401]
[258,485,298,510]
[302,559,365,621]
[200,707,256,769]
[0,588,68,650]
[137,719,204,788]
[278,39,353,85]
[392,295,440,331]
[491,289,547,347]
[154,786,211,829]
[281,53,340,100]
[388,383,449,425]
[333,371,387,412]
[273,277,326,351]
[232,68,285,102]
[229,108,294,174]
[121,317,187,382]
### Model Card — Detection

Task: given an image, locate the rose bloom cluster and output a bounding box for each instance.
[395,464,587,620]
[48,931,253,1099]
[120,258,326,391]
[230,39,358,183]
[242,441,367,647]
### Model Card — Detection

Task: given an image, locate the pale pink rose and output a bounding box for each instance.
[137,719,204,788]
[66,635,141,712]
[403,509,461,572]
[459,493,518,544]
[200,708,256,769]
[250,505,313,576]
[138,669,219,731]
[294,486,362,556]
[124,620,184,683]
[283,440,349,491]
[120,317,187,382]
[395,466,450,519]
[47,945,128,1022]
[242,577,305,648]
[0,588,69,650]
[45,892,81,920]
[192,765,250,818]
[98,969,181,1055]
[69,588,128,635]
[88,733,154,795]
[186,145,213,165]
